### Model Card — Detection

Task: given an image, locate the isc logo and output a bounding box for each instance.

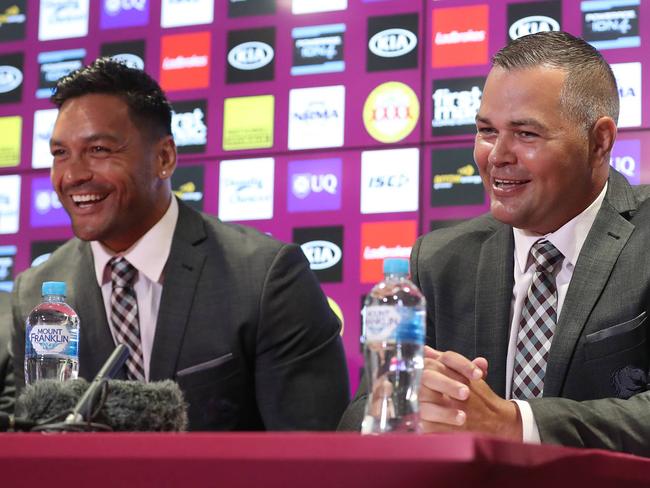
[228,41,274,70]
[301,240,342,270]
[368,28,417,58]
[368,175,409,188]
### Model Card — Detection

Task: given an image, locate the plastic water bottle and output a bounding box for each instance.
[361,258,425,434]
[24,281,79,385]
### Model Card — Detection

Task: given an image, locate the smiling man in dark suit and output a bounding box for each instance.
[10,58,349,430]
[340,32,650,455]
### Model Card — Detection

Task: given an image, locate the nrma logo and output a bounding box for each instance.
[228,41,274,70]
[301,240,342,270]
[293,103,339,121]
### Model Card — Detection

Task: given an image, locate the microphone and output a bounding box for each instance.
[66,344,130,425]
[15,378,188,432]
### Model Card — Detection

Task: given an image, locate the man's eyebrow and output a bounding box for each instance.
[50,133,121,146]
[509,119,547,131]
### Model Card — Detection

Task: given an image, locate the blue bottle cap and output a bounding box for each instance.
[42,281,66,297]
[383,258,409,275]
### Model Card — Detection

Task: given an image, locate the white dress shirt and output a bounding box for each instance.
[90,197,179,381]
[508,182,608,443]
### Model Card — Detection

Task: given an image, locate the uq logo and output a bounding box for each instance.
[105,0,146,15]
[292,173,338,199]
[368,28,417,58]
[34,190,62,214]
[0,66,22,93]
[509,16,560,40]
[301,240,342,270]
[228,41,274,70]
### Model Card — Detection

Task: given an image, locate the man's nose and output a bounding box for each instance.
[488,135,516,167]
[63,155,93,184]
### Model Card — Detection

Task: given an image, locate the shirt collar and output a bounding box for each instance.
[91,197,179,286]
[513,182,608,273]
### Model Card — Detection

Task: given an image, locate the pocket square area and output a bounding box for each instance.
[611,365,648,399]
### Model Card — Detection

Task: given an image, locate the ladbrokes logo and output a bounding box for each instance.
[431,77,483,136]
[507,1,561,41]
[0,1,26,41]
[227,27,275,83]
[431,147,484,207]
[360,220,417,284]
[171,99,207,154]
[582,1,639,49]
[160,31,210,91]
[287,158,342,213]
[432,4,488,68]
[361,148,419,214]
[293,226,343,283]
[363,81,419,143]
[292,23,345,76]
[367,13,418,72]
[0,52,23,104]
[610,139,640,185]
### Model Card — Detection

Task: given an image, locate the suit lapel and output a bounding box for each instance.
[475,223,514,397]
[544,172,637,396]
[149,201,207,381]
[70,242,118,379]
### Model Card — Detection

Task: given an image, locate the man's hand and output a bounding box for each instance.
[419,346,523,441]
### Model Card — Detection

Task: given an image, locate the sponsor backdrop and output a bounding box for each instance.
[0,0,649,389]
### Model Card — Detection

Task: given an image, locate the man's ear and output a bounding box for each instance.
[156,135,177,179]
[590,116,617,168]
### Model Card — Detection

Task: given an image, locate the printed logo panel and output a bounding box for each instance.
[360,220,417,284]
[172,165,204,211]
[361,148,419,214]
[0,174,20,234]
[0,116,21,167]
[30,176,70,228]
[39,0,89,41]
[507,0,561,41]
[223,95,274,151]
[292,23,345,76]
[100,39,146,70]
[611,62,642,128]
[160,31,211,91]
[161,0,213,28]
[228,0,276,17]
[287,158,342,213]
[610,139,640,185]
[292,0,347,15]
[293,225,344,282]
[32,108,58,169]
[0,0,27,41]
[31,240,66,268]
[0,52,23,104]
[171,99,207,154]
[100,0,149,29]
[431,147,484,207]
[288,85,345,150]
[363,81,419,143]
[37,48,86,99]
[432,4,489,68]
[218,158,274,221]
[431,76,484,136]
[582,0,640,49]
[227,27,276,83]
[367,13,419,72]
[0,244,16,292]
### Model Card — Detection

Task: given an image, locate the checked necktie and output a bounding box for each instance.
[109,257,146,381]
[511,239,564,400]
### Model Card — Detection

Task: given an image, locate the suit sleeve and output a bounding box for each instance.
[254,243,349,430]
[529,393,650,455]
[0,292,15,414]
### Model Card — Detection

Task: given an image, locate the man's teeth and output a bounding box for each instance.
[71,194,103,203]
[495,179,526,186]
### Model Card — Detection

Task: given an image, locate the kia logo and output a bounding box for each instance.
[368,28,417,58]
[228,41,274,70]
[301,240,342,270]
[110,53,144,70]
[0,65,23,93]
[509,16,560,40]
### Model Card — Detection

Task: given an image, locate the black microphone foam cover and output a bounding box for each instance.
[16,379,188,432]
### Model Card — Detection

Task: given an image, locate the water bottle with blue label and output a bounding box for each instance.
[24,281,79,385]
[361,258,425,434]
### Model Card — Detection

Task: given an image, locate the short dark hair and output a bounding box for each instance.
[492,31,619,132]
[51,57,173,138]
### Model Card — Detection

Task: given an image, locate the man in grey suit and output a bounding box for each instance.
[10,59,349,430]
[341,31,650,455]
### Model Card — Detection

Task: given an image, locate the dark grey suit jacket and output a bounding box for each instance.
[11,199,349,431]
[340,171,650,455]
